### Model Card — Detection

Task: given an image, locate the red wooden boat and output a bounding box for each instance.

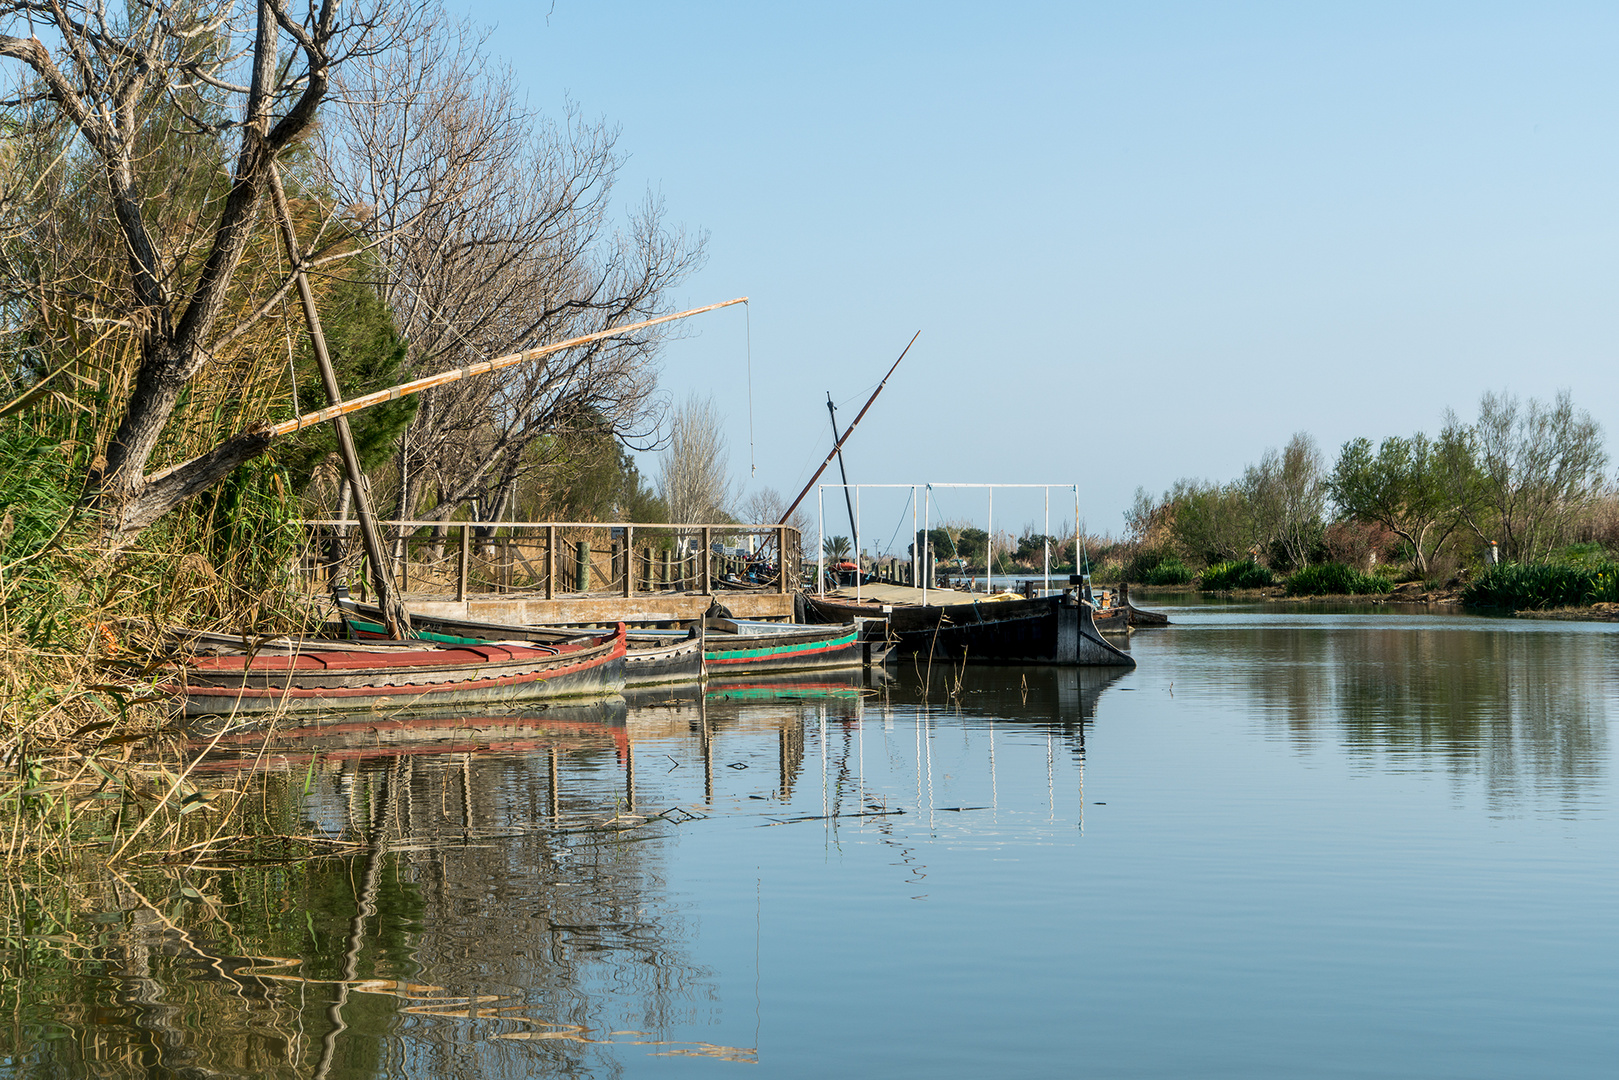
[175,624,627,719]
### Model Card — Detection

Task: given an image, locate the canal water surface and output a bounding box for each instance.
[4,605,1616,1077]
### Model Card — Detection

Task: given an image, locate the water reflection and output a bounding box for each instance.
[4,616,1616,1077]
[1152,613,1614,804]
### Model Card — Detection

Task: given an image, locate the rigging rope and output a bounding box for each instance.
[745,301,756,477]
[878,489,916,559]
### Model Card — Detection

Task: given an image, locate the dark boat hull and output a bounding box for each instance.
[893,595,1135,667]
[801,592,943,634]
[176,626,628,718]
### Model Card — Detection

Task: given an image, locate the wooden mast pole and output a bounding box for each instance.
[780,332,918,526]
[266,163,411,638]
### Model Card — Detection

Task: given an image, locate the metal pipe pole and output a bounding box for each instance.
[855,486,862,603]
[1075,487,1081,582]
[986,488,992,595]
[923,485,931,605]
[817,487,826,596]
[1043,487,1050,595]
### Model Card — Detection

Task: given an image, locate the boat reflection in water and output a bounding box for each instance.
[13,663,1126,1079]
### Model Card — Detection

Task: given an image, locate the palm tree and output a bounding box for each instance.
[822,536,852,562]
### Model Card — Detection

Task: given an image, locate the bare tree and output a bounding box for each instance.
[0,0,420,536]
[739,485,808,534]
[1470,389,1608,562]
[1230,433,1326,569]
[657,395,731,528]
[316,15,704,528]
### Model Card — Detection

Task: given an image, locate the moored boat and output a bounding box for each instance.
[1116,582,1170,628]
[702,618,862,676]
[174,624,628,719]
[623,629,706,687]
[892,593,1135,667]
[335,597,705,688]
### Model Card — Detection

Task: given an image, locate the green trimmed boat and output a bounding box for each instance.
[701,618,862,676]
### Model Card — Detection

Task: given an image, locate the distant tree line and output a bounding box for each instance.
[1114,390,1613,588]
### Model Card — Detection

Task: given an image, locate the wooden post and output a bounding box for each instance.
[457,524,470,602]
[701,527,713,595]
[623,526,635,598]
[266,164,409,638]
[546,525,556,600]
[778,526,789,594]
[576,540,590,593]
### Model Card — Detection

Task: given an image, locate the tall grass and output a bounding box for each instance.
[1199,560,1274,591]
[1284,562,1390,597]
[1462,561,1619,611]
[1,413,316,867]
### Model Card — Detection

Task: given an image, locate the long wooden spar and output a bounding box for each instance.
[136,297,751,495]
[779,331,918,525]
[267,297,749,438]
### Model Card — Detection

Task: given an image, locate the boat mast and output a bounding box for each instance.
[825,393,859,568]
[268,164,411,638]
[780,332,918,526]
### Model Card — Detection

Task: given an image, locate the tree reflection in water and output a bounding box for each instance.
[4,618,1610,1077]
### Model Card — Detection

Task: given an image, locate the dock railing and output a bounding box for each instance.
[293,520,803,603]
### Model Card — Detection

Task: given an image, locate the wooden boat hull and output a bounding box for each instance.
[342,598,705,688]
[892,595,1135,667]
[1115,583,1170,627]
[175,626,628,719]
[801,591,943,634]
[1091,605,1129,634]
[624,631,706,687]
[703,621,862,676]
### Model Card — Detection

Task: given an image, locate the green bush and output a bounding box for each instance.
[1462,561,1619,611]
[1200,560,1274,591]
[1123,548,1190,584]
[1140,557,1193,586]
[1284,562,1390,597]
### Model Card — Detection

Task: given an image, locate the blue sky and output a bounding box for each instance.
[466,1,1619,546]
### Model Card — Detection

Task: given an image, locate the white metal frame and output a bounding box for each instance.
[817,483,1080,604]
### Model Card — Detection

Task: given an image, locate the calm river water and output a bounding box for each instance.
[4,602,1617,1078]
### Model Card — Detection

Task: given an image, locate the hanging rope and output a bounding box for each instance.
[879,489,916,559]
[745,300,756,477]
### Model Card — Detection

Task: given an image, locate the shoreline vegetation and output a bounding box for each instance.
[1064,390,1618,621]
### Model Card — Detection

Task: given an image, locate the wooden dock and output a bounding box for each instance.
[296,518,802,624]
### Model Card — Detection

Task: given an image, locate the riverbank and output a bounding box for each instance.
[1128,582,1619,621]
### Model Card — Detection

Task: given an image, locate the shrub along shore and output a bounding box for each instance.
[1105,556,1619,617]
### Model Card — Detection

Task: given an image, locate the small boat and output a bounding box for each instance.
[702,618,862,676]
[891,593,1135,667]
[335,597,704,688]
[623,629,706,687]
[1116,582,1170,628]
[174,625,628,719]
